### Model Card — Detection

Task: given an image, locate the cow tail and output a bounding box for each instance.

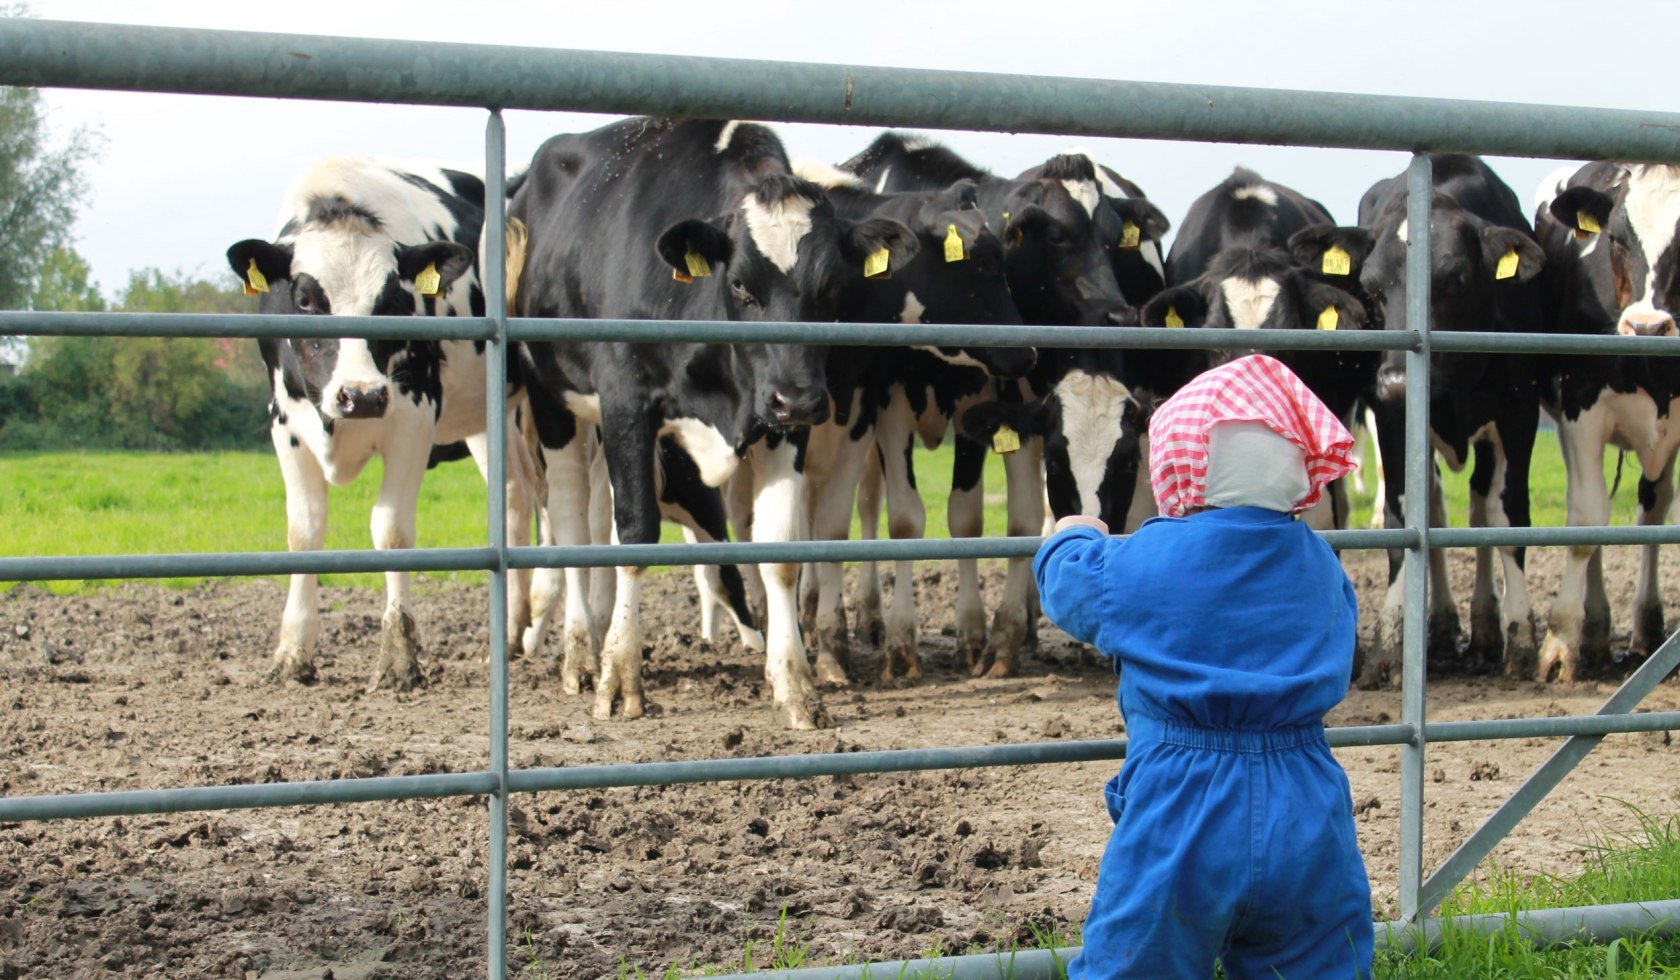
[504,217,529,313]
[1610,449,1627,502]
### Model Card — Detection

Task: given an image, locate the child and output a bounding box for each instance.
[1035,354,1374,979]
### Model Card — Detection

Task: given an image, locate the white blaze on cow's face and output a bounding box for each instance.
[288,224,404,318]
[1231,183,1279,207]
[1219,276,1283,329]
[1054,369,1136,517]
[1616,165,1680,336]
[741,191,816,274]
[1060,179,1101,219]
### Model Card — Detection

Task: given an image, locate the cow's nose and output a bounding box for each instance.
[1105,306,1140,327]
[1376,365,1407,404]
[984,346,1037,379]
[1619,309,1677,337]
[766,388,828,427]
[336,383,390,419]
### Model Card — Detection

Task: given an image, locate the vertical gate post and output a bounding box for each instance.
[1399,152,1433,925]
[483,107,511,980]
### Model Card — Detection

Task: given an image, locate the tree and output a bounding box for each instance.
[29,246,105,314]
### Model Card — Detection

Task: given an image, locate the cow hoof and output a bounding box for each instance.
[370,610,424,693]
[775,696,832,731]
[982,656,1018,679]
[1633,605,1666,660]
[1354,658,1394,691]
[262,655,316,686]
[815,652,850,687]
[1535,633,1577,683]
[881,637,922,682]
[737,626,766,654]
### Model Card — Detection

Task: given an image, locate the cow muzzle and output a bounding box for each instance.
[764,387,829,428]
[1376,364,1407,404]
[332,383,391,420]
[1619,309,1677,338]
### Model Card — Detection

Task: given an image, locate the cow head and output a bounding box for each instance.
[1000,155,1134,327]
[961,368,1147,528]
[1093,192,1172,305]
[892,180,1035,378]
[656,173,919,428]
[1360,192,1543,402]
[227,197,476,421]
[1548,166,1680,338]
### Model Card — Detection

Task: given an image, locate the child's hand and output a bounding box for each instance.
[1053,515,1109,535]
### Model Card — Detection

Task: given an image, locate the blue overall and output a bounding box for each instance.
[1034,509,1373,979]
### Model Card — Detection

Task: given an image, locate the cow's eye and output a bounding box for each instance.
[296,293,315,313]
[1044,226,1068,247]
[729,277,758,307]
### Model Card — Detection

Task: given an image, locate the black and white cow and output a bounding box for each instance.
[1532,162,1680,681]
[1139,169,1377,529]
[509,117,917,730]
[226,158,536,691]
[784,160,1033,683]
[1357,154,1548,684]
[841,136,1146,676]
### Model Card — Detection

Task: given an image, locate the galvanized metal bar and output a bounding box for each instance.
[1398,153,1433,927]
[0,547,496,582]
[1428,711,1680,742]
[1430,331,1680,357]
[8,20,1680,162]
[1418,628,1680,916]
[0,310,495,340]
[483,108,511,980]
[1432,525,1680,548]
[0,771,498,822]
[720,899,1680,979]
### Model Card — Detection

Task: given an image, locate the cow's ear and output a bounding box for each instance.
[1480,228,1545,284]
[959,398,1049,443]
[1295,278,1367,331]
[656,219,732,277]
[227,240,292,291]
[1548,186,1615,239]
[841,217,920,276]
[1140,283,1208,328]
[397,241,475,292]
[1107,197,1171,243]
[1289,224,1373,281]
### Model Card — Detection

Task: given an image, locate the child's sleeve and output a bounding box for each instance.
[1032,525,1116,649]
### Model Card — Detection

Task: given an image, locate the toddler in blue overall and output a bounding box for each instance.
[1035,355,1374,978]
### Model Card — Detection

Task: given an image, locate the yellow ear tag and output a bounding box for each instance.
[944,224,966,263]
[1576,211,1602,235]
[863,247,891,280]
[1164,306,1185,328]
[245,258,269,296]
[1119,221,1141,249]
[414,262,443,298]
[1317,305,1340,331]
[1322,244,1352,276]
[684,249,712,279]
[1495,248,1520,281]
[1002,210,1010,226]
[991,424,1021,455]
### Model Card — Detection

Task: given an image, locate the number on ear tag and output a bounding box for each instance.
[863,247,890,280]
[415,262,443,298]
[1119,221,1141,249]
[992,424,1021,455]
[944,224,965,262]
[245,258,269,295]
[1495,248,1519,281]
[684,249,712,279]
[1317,306,1339,331]
[1322,244,1352,276]
[1577,211,1602,235]
[1164,306,1185,328]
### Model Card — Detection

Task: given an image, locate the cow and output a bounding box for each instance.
[1138,168,1377,529]
[783,160,1034,683]
[1532,162,1680,682]
[508,117,917,730]
[225,158,536,692]
[1355,154,1547,685]
[841,136,1146,676]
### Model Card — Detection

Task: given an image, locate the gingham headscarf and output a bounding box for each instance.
[1147,354,1356,518]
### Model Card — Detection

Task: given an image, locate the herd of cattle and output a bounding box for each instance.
[223,117,1680,729]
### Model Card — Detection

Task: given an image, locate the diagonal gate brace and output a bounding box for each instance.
[1417,629,1680,917]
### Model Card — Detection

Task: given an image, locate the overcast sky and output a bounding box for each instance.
[22,0,1677,294]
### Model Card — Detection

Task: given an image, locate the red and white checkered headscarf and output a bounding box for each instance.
[1147,354,1356,518]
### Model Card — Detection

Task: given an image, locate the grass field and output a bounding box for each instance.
[0,427,1653,594]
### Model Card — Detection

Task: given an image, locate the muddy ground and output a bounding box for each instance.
[2,546,1679,979]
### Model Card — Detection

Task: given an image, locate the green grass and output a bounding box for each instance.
[0,424,1653,595]
[0,442,1013,594]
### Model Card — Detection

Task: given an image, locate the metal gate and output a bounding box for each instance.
[3,18,1680,979]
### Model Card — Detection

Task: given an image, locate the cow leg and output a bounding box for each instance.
[1124,433,1157,532]
[676,524,764,655]
[1540,413,1611,682]
[586,431,615,648]
[1495,406,1538,676]
[594,410,661,721]
[876,389,926,681]
[981,436,1044,678]
[531,435,600,695]
[749,439,827,730]
[1628,458,1676,661]
[1466,439,1502,666]
[1368,401,1407,689]
[810,423,872,686]
[853,447,886,648]
[522,491,562,661]
[723,464,767,633]
[950,434,988,672]
[367,422,431,693]
[1425,465,1461,656]
[464,419,536,661]
[270,427,329,685]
